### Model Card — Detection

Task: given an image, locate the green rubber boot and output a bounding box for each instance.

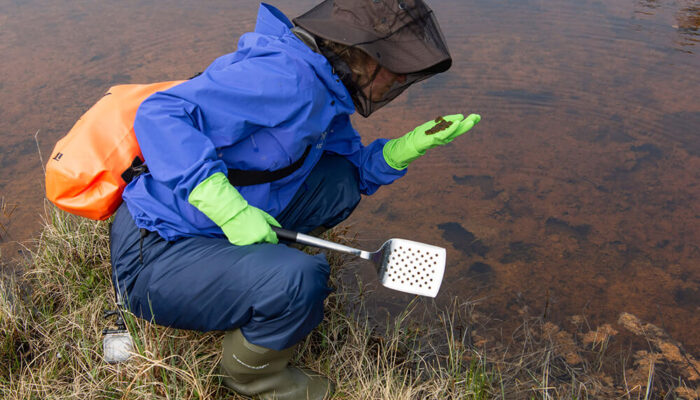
[220,329,332,400]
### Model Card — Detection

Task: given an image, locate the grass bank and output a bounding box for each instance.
[1,206,696,399]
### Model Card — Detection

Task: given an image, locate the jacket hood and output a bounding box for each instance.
[255,3,294,37]
[248,3,354,114]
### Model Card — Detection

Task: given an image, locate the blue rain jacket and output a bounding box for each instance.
[122,3,406,241]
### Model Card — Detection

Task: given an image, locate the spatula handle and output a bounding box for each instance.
[271,226,298,242]
[271,226,365,257]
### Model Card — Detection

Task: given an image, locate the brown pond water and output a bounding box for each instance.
[1,0,698,361]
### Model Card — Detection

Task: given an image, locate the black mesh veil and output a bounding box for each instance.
[294,0,452,117]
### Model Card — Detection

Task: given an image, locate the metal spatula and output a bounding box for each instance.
[272,227,446,298]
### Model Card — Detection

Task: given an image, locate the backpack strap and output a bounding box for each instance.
[121,157,148,184]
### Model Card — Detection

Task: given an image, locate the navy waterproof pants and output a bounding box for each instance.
[110,153,361,350]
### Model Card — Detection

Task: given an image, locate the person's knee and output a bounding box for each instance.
[239,249,333,349]
[280,255,331,315]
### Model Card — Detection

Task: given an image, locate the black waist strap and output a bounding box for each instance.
[122,145,311,186]
[227,145,311,186]
[122,145,311,187]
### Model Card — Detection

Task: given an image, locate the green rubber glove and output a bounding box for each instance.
[383,113,481,170]
[188,172,280,245]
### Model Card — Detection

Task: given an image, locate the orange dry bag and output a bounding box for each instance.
[45,81,184,220]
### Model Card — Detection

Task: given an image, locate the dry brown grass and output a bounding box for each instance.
[0,207,494,399]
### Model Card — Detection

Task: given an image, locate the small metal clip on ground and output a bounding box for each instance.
[102,309,134,364]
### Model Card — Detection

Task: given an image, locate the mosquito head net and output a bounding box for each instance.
[294,0,452,117]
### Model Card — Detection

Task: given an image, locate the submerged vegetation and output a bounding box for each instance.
[0,206,697,399]
[0,197,18,242]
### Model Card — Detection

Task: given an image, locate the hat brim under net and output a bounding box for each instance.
[304,0,451,117]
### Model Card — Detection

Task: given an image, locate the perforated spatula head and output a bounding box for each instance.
[271,227,447,298]
[369,238,446,297]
